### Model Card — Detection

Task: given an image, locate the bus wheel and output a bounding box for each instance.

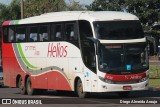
[118,92,130,98]
[18,77,26,95]
[76,79,89,98]
[26,77,35,95]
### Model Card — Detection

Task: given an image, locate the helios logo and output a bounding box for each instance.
[47,43,68,57]
[125,75,142,80]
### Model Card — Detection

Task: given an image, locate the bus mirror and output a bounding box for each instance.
[86,37,100,55]
[96,40,100,55]
[146,36,157,55]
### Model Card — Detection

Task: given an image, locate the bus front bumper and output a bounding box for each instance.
[97,79,149,92]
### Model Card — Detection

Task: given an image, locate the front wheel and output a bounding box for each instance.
[18,77,26,95]
[76,79,89,98]
[26,77,35,95]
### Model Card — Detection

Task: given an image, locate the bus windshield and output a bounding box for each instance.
[94,20,144,40]
[98,43,149,74]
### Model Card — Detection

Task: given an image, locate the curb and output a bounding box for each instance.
[149,87,160,91]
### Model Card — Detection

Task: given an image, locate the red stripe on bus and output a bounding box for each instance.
[105,72,146,82]
[2,21,10,26]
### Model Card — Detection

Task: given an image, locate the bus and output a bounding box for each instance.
[2,11,149,98]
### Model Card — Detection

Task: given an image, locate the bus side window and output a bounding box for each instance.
[55,24,62,41]
[79,20,93,40]
[39,25,49,42]
[65,23,77,41]
[3,27,8,43]
[29,26,38,42]
[8,27,15,42]
[79,20,96,72]
[16,27,26,42]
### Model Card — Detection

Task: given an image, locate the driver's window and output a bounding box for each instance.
[79,20,96,73]
[79,20,93,40]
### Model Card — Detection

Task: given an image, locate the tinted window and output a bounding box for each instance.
[8,27,15,42]
[16,27,26,42]
[55,24,63,41]
[79,20,93,40]
[94,20,144,40]
[39,25,49,42]
[3,27,8,43]
[29,26,38,42]
[65,23,77,41]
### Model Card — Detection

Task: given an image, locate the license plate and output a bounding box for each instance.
[123,86,132,90]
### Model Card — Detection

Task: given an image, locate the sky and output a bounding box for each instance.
[0,0,94,5]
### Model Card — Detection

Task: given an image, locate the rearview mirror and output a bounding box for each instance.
[87,37,101,55]
[146,36,157,55]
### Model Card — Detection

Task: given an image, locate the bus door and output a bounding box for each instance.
[83,67,92,92]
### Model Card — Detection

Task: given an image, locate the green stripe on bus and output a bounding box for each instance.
[14,20,20,25]
[17,43,38,69]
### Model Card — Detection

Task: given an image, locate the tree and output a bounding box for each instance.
[66,0,84,11]
[0,0,20,25]
[24,0,66,18]
[9,0,21,20]
[87,0,160,30]
[125,0,160,27]
[86,0,121,11]
[0,3,10,24]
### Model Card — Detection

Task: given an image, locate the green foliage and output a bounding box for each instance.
[87,0,160,30]
[9,0,21,20]
[0,0,86,21]
[149,78,160,88]
[0,0,20,25]
[24,0,66,18]
[149,65,160,78]
[0,3,10,23]
[66,0,84,11]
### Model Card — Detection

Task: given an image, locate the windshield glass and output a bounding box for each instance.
[94,20,144,40]
[98,43,149,74]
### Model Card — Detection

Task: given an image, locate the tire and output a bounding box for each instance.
[118,92,130,98]
[76,79,89,98]
[18,77,26,95]
[26,77,35,95]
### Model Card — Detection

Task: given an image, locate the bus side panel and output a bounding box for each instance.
[2,43,25,87]
[3,58,11,86]
[47,71,72,91]
[2,44,16,87]
[31,73,48,89]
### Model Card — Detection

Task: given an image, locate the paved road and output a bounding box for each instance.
[0,87,160,107]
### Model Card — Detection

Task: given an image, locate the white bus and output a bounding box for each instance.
[2,11,149,98]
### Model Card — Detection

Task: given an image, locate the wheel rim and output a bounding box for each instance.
[27,80,31,92]
[78,82,83,95]
[19,78,24,91]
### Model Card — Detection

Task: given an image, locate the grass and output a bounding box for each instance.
[149,65,160,88]
[149,79,160,88]
[149,65,160,78]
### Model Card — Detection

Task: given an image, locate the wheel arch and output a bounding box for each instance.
[25,74,30,86]
[16,74,21,88]
[74,76,81,91]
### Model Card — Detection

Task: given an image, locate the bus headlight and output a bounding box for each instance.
[139,76,148,83]
[99,76,113,84]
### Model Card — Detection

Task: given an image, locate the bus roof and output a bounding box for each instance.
[2,11,139,26]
